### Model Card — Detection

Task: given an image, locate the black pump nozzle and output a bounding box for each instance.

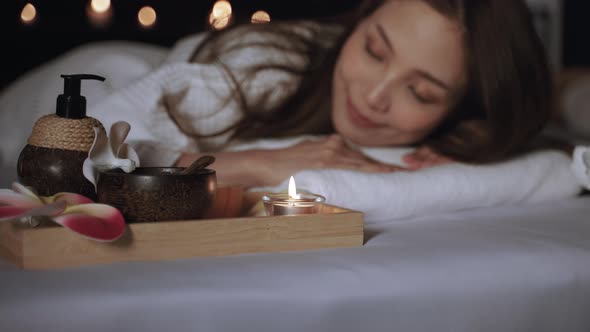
[56,74,106,119]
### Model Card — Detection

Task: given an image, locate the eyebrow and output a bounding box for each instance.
[375,23,452,92]
[375,24,394,52]
[415,70,451,91]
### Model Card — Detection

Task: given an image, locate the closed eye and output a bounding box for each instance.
[364,40,384,62]
[409,86,436,104]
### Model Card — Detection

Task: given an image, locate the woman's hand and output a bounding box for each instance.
[256,134,404,186]
[177,134,404,188]
[402,145,454,170]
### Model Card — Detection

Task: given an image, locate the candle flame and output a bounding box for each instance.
[288,176,301,199]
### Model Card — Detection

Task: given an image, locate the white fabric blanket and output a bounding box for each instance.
[236,137,586,223]
[2,196,590,332]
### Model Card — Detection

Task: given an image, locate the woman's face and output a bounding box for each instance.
[332,0,466,146]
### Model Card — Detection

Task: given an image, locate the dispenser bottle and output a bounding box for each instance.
[17,74,106,200]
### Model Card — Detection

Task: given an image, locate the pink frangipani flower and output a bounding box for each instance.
[0,183,125,242]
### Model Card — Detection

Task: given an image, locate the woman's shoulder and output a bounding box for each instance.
[163,32,211,64]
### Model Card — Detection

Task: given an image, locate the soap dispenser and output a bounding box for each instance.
[17,74,106,200]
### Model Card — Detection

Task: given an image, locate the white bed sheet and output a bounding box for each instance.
[1,196,589,332]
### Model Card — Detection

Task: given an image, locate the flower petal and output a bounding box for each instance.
[88,126,111,160]
[0,189,42,208]
[52,204,126,242]
[110,121,131,157]
[0,206,32,220]
[0,201,66,222]
[43,192,95,205]
[109,158,136,174]
[11,182,41,201]
[117,143,141,168]
[82,157,98,188]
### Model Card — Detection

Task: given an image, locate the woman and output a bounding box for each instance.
[0,0,552,189]
[170,0,553,188]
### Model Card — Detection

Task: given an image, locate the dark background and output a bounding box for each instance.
[1,0,589,90]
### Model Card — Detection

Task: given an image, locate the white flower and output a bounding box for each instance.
[83,121,140,190]
[571,146,590,190]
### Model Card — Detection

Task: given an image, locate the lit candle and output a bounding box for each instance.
[262,176,325,216]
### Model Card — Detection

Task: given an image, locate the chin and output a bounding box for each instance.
[332,119,374,146]
[338,125,418,147]
[339,129,387,147]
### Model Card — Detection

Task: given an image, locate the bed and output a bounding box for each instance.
[1,30,590,332]
[1,195,589,332]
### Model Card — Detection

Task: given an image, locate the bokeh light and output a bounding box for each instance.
[87,0,112,27]
[251,10,271,24]
[20,3,37,24]
[138,6,157,28]
[90,0,111,14]
[209,1,232,30]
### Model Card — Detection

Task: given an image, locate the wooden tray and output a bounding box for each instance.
[0,188,364,270]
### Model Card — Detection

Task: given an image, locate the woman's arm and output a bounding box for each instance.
[175,135,404,188]
[176,149,268,188]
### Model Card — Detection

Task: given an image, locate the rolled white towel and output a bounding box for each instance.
[259,149,582,223]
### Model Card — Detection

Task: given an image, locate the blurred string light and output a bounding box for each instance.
[19,1,271,30]
[20,3,37,24]
[251,10,270,24]
[138,6,157,28]
[91,0,111,13]
[209,0,232,30]
[87,0,112,27]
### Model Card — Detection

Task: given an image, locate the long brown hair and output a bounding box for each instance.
[184,0,553,163]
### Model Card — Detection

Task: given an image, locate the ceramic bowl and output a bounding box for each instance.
[96,167,217,223]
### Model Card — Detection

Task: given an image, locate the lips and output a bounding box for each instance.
[346,97,381,129]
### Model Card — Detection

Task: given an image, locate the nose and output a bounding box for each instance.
[367,80,390,113]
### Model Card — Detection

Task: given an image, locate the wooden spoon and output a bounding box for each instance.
[180,155,216,175]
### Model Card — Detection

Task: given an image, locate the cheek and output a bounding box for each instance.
[335,36,368,88]
[388,103,448,133]
[332,38,361,122]
[331,68,348,133]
